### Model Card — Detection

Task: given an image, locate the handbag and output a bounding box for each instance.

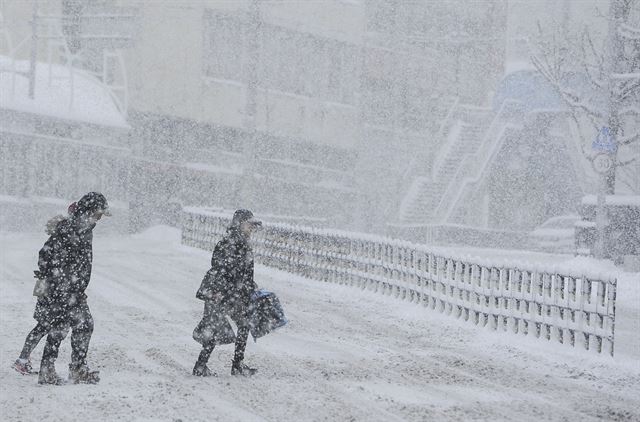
[248,289,288,341]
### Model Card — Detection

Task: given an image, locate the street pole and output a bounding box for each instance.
[28,0,38,99]
[594,175,607,259]
[594,0,625,259]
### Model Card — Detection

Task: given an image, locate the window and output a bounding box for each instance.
[362,47,394,125]
[326,41,344,101]
[327,42,359,104]
[365,0,395,34]
[363,76,393,126]
[260,23,358,104]
[203,10,245,81]
[260,24,306,94]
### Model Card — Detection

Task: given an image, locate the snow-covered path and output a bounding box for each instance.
[1,227,639,422]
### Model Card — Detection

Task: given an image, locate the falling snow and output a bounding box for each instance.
[1,0,639,421]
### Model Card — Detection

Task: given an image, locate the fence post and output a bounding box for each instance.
[606,278,617,356]
[489,267,499,330]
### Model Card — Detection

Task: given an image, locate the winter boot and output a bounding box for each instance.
[231,361,257,376]
[192,363,216,377]
[38,363,65,385]
[12,358,35,375]
[68,364,100,384]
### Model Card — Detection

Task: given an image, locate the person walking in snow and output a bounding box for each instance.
[34,192,111,385]
[12,202,79,376]
[193,209,262,377]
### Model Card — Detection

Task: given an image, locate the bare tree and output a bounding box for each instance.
[532,0,640,194]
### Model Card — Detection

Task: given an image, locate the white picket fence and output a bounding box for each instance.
[182,210,617,356]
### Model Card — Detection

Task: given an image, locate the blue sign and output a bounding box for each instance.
[592,126,617,153]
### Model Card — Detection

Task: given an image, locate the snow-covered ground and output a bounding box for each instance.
[1,227,639,422]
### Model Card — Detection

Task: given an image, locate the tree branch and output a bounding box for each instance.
[560,88,604,118]
[580,49,604,90]
[569,112,594,158]
[617,164,639,192]
[583,29,606,83]
[620,132,640,145]
[619,23,640,40]
[620,106,640,116]
[618,79,640,102]
[617,157,638,167]
[531,55,553,81]
[531,54,604,120]
[532,25,605,122]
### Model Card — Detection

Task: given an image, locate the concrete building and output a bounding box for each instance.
[1,0,508,232]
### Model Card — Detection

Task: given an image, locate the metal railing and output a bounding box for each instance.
[182,210,617,356]
[433,99,524,223]
[396,97,459,222]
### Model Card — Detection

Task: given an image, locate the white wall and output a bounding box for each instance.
[122,0,363,149]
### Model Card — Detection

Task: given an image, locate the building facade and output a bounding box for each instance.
[1,0,508,231]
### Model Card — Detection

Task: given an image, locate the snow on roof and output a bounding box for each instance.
[0,55,129,128]
[504,59,536,74]
[493,69,564,112]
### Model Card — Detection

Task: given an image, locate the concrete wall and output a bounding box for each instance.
[119,0,362,149]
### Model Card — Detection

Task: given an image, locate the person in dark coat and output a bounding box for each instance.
[35,192,111,385]
[193,209,262,377]
[13,202,79,376]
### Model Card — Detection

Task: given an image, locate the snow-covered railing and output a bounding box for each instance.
[182,210,618,356]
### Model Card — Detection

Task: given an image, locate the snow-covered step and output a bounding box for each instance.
[399,117,493,224]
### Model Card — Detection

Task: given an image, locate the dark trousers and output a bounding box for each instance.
[231,317,250,366]
[19,322,51,360]
[41,300,94,368]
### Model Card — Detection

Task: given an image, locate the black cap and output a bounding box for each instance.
[76,192,112,216]
[231,209,261,227]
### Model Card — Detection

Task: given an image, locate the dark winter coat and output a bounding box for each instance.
[194,228,257,345]
[196,228,257,312]
[33,215,95,324]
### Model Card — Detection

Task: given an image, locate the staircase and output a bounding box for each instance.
[399,106,493,224]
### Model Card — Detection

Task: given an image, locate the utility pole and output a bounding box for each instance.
[238,0,261,209]
[603,0,624,195]
[594,0,625,259]
[28,0,38,99]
